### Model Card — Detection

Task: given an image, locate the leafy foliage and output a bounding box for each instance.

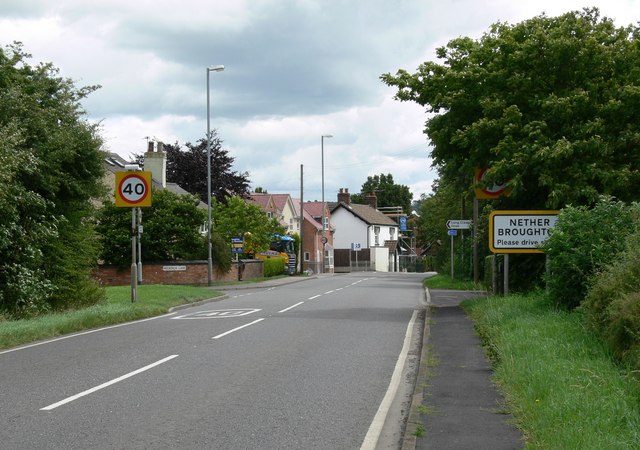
[583,230,640,369]
[351,173,412,213]
[542,197,640,308]
[262,256,286,277]
[156,135,250,204]
[382,8,640,209]
[0,43,105,317]
[212,195,286,256]
[96,190,212,266]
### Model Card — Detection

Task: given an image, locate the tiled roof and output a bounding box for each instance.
[332,202,398,226]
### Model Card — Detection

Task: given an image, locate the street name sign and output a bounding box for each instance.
[115,171,152,207]
[489,210,558,253]
[447,219,472,229]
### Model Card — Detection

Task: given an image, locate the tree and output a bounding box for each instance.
[212,196,286,256]
[0,42,106,317]
[351,173,413,213]
[382,8,640,209]
[96,189,221,266]
[158,134,250,203]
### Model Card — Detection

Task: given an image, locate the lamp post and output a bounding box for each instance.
[207,64,225,286]
[321,134,332,273]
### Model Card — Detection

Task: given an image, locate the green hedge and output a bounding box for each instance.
[263,256,285,277]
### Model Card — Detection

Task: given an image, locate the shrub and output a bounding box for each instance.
[542,197,640,309]
[583,230,640,369]
[262,256,285,277]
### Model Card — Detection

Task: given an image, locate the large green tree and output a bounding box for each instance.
[140,134,250,204]
[0,43,105,316]
[213,196,286,256]
[96,189,228,267]
[382,8,640,209]
[351,173,413,213]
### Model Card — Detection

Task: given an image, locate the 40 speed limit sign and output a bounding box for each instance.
[115,171,152,207]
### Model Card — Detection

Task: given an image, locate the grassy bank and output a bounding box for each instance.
[424,273,480,291]
[0,285,222,350]
[464,292,640,449]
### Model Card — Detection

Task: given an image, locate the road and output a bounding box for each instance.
[0,273,427,449]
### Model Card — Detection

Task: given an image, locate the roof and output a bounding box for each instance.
[303,201,325,218]
[331,202,398,227]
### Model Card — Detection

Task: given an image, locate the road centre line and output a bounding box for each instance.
[212,318,265,339]
[308,295,321,300]
[324,290,335,294]
[0,313,177,356]
[278,302,304,313]
[40,355,179,411]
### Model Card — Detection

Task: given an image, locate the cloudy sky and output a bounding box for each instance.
[1,1,638,202]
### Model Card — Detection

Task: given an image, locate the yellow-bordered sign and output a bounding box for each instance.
[489,210,558,254]
[115,171,152,207]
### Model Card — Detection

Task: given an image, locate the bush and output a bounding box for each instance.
[263,256,285,277]
[583,230,640,369]
[542,197,640,309]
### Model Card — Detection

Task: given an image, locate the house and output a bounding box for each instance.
[249,192,334,274]
[292,199,334,274]
[330,188,399,272]
[248,192,299,233]
[102,142,205,208]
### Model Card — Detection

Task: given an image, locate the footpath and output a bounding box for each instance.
[405,288,523,450]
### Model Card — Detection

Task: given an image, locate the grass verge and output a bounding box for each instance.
[463,291,640,449]
[424,273,480,291]
[0,285,222,350]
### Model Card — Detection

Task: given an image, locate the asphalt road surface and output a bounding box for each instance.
[1,272,427,449]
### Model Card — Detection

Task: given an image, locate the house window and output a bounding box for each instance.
[289,218,293,231]
[323,216,329,231]
[390,227,395,239]
[304,252,310,261]
[374,226,380,246]
[267,211,274,218]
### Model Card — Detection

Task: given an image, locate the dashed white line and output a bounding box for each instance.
[212,319,265,339]
[41,355,179,411]
[278,302,304,313]
[308,295,321,300]
[324,290,335,294]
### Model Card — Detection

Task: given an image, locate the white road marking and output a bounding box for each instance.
[278,302,304,313]
[40,354,179,411]
[324,290,334,294]
[172,309,261,319]
[308,295,321,300]
[360,310,418,450]
[0,313,177,356]
[212,319,265,339]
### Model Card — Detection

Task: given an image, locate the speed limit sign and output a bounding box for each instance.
[115,171,153,207]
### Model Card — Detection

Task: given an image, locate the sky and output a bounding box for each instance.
[1,1,638,203]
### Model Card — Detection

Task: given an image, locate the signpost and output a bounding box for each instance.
[489,210,558,295]
[489,210,558,254]
[351,242,361,270]
[115,170,152,302]
[447,220,472,230]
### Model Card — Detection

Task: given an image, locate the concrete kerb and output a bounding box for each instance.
[400,286,432,450]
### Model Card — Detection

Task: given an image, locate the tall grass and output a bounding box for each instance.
[464,292,640,449]
[0,285,221,350]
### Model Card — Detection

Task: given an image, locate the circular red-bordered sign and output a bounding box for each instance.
[476,167,508,198]
[115,172,152,207]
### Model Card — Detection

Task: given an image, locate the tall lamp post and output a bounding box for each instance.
[321,134,332,273]
[207,65,225,286]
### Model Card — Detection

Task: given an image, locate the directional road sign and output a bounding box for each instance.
[446,219,472,229]
[115,171,152,207]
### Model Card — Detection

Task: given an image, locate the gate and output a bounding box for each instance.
[334,248,371,272]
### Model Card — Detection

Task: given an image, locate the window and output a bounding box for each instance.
[304,252,310,261]
[374,226,380,246]
[390,227,395,239]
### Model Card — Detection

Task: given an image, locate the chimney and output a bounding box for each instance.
[365,191,377,209]
[144,141,167,188]
[337,187,350,205]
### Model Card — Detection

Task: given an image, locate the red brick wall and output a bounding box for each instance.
[93,260,264,286]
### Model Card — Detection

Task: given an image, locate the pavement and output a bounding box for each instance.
[404,288,524,450]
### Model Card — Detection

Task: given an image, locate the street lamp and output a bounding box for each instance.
[207,64,225,286]
[321,134,332,273]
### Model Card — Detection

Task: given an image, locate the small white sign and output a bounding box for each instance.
[163,265,187,271]
[351,242,362,251]
[447,219,472,229]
